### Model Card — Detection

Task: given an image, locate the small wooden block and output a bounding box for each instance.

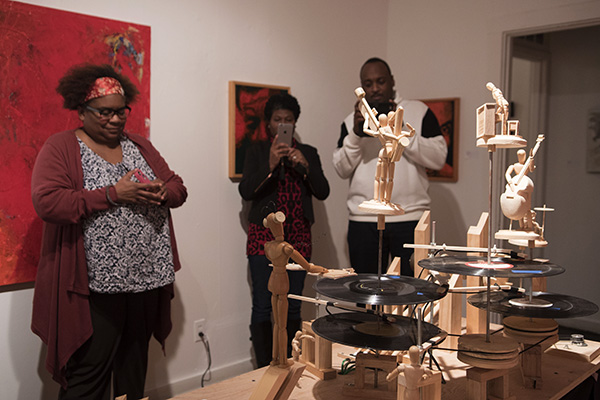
[546,339,600,362]
[466,212,488,335]
[274,363,306,400]
[466,367,515,400]
[413,210,430,279]
[249,366,290,400]
[299,321,337,380]
[521,344,543,389]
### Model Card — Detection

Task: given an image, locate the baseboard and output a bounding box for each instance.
[146,357,255,399]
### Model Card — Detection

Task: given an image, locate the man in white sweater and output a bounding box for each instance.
[333,58,447,276]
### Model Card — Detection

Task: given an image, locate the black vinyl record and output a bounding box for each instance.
[313,274,447,306]
[311,312,443,351]
[418,256,564,278]
[467,291,599,319]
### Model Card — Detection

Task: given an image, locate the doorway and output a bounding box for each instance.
[502,23,600,332]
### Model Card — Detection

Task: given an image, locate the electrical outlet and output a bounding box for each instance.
[194,319,206,342]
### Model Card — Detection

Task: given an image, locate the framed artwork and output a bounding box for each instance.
[421,97,460,182]
[0,1,150,287]
[229,81,290,180]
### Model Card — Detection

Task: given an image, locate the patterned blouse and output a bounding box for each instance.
[78,137,175,293]
[246,148,312,259]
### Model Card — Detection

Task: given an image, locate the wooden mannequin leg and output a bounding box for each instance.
[272,294,289,366]
[385,163,394,203]
[375,160,383,201]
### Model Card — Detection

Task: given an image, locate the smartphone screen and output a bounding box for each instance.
[277,123,294,146]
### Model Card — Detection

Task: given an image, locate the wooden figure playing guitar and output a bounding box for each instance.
[263,211,328,368]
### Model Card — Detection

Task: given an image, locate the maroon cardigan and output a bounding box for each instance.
[30,129,187,388]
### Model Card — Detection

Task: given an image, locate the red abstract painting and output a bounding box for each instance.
[0,0,151,287]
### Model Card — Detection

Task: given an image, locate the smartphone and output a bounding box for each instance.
[134,169,151,183]
[277,123,294,146]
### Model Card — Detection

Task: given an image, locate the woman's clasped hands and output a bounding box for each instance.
[113,169,167,206]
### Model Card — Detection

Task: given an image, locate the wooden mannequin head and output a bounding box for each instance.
[263,211,285,239]
[409,345,420,366]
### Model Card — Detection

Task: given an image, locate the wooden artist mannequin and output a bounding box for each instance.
[387,346,433,400]
[263,211,328,368]
[486,82,509,135]
[362,110,415,204]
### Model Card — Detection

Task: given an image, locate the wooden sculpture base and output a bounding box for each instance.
[458,334,520,370]
[503,316,559,389]
[495,229,540,241]
[358,200,404,215]
[503,317,558,345]
[508,238,548,248]
[249,362,306,400]
[476,135,527,149]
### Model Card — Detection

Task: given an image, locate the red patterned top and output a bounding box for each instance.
[246,155,311,259]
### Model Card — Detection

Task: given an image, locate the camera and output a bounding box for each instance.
[372,101,395,115]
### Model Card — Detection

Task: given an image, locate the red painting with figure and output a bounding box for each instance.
[0,0,151,287]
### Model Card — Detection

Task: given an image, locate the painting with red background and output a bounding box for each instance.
[423,98,458,181]
[232,83,289,179]
[0,0,150,286]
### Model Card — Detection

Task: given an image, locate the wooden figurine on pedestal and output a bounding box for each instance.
[248,211,327,400]
[486,82,509,135]
[263,211,328,368]
[476,82,526,148]
[496,135,545,242]
[386,346,441,400]
[354,87,413,215]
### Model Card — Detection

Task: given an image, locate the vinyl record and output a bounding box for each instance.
[311,312,443,351]
[418,256,564,278]
[467,291,599,319]
[313,274,447,306]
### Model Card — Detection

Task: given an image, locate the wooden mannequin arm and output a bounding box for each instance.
[290,250,328,274]
[386,365,404,381]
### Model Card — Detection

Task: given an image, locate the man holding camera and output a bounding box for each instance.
[333,57,447,276]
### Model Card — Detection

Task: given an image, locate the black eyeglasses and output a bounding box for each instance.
[85,105,131,120]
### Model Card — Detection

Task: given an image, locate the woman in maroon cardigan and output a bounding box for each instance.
[31,64,187,400]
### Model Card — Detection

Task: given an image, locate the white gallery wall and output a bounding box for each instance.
[0,0,598,399]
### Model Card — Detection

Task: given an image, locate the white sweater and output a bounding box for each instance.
[333,97,447,223]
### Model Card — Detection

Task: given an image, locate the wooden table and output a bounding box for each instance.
[171,344,600,400]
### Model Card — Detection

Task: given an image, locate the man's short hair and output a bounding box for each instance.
[360,57,392,77]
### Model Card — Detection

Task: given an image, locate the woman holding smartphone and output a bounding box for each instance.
[31,64,187,399]
[238,93,329,368]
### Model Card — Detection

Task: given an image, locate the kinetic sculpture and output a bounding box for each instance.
[262,211,328,367]
[496,135,551,245]
[355,87,414,213]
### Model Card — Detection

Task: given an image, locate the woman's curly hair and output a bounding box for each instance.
[264,93,301,122]
[56,64,140,110]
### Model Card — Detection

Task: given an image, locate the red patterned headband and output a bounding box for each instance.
[84,77,125,102]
